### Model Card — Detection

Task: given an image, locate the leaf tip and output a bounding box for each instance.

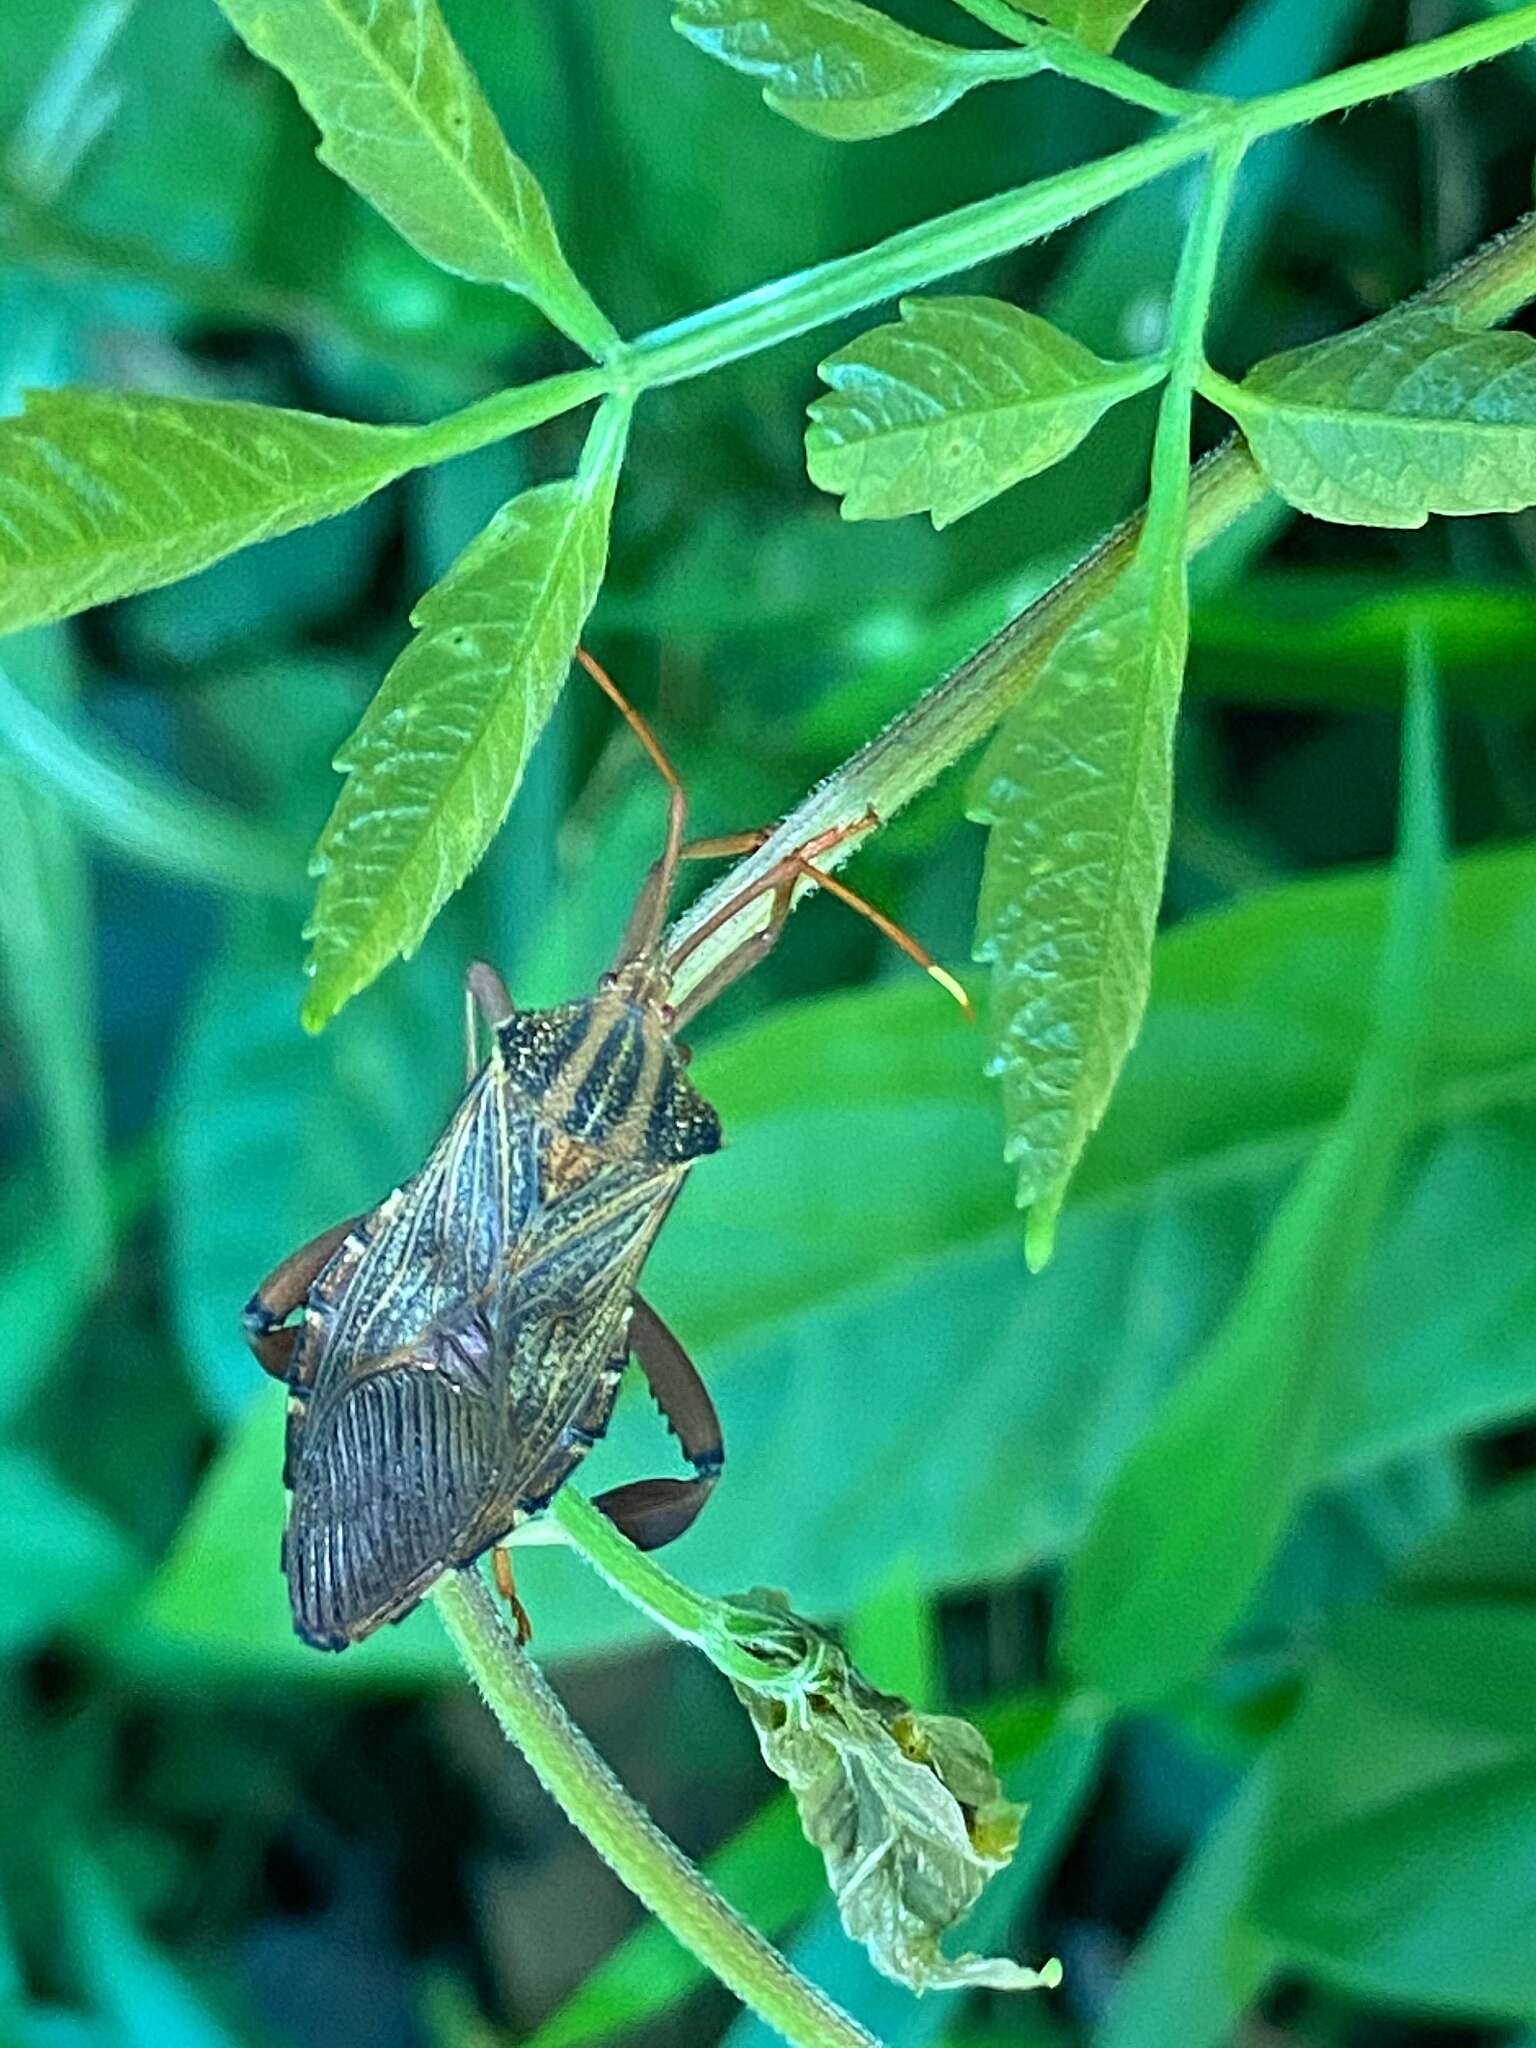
[1024,1195,1060,1272]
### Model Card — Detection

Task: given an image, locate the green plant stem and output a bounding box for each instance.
[659,205,1536,1006]
[946,0,1217,117]
[1235,3,1536,140]
[1142,140,1243,561]
[548,1489,784,1687]
[432,1567,878,2048]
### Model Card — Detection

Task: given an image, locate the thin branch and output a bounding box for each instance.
[431,1568,878,2048]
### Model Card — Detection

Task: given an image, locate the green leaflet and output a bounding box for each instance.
[214,0,614,357]
[1060,663,1445,1707]
[1242,1477,1536,2019]
[671,0,1027,140]
[1023,0,1151,51]
[970,546,1189,1268]
[56,1846,252,2048]
[1212,310,1536,527]
[301,400,629,1030]
[806,297,1155,527]
[0,388,423,635]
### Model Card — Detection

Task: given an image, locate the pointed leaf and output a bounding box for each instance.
[671,0,1023,140]
[0,388,422,634]
[1022,0,1151,52]
[1060,665,1446,1705]
[215,0,613,355]
[302,401,628,1029]
[1217,311,1536,527]
[970,546,1189,1266]
[807,297,1153,527]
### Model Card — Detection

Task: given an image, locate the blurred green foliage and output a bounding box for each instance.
[4,2,1536,2047]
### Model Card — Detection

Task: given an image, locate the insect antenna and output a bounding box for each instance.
[667,812,973,1023]
[575,645,687,963]
[795,858,974,1019]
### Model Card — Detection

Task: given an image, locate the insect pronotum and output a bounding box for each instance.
[244,650,966,1650]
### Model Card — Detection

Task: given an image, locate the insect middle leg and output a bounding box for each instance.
[243,1216,362,1381]
[491,1545,534,1645]
[590,1297,724,1550]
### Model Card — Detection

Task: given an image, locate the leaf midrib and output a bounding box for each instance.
[277,0,534,277]
[814,362,1140,451]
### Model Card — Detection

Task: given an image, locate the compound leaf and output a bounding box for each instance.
[807,297,1153,527]
[970,545,1188,1268]
[301,400,628,1030]
[0,388,420,635]
[215,0,613,355]
[1060,664,1445,1706]
[1216,311,1536,527]
[671,0,1017,140]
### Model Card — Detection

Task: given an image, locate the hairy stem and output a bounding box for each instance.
[432,1568,878,2048]
[548,1488,790,1687]
[659,205,1536,1006]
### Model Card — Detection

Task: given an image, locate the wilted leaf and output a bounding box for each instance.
[1061,665,1445,1705]
[671,0,1030,140]
[807,297,1153,527]
[722,1590,1060,1994]
[215,0,613,355]
[1214,311,1536,526]
[970,546,1188,1267]
[0,388,421,635]
[302,400,628,1029]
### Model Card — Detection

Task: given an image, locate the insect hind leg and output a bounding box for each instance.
[590,1297,723,1551]
[243,1215,361,1381]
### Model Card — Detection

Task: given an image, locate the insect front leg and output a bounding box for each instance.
[590,1297,724,1550]
[243,1216,361,1381]
[463,960,515,1080]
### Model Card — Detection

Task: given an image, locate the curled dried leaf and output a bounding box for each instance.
[719,1590,1062,1994]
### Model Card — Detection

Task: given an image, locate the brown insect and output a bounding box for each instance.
[244,651,965,1650]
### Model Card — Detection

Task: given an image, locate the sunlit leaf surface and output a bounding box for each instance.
[301,402,627,1028]
[215,0,613,352]
[807,296,1152,526]
[1219,311,1536,526]
[671,0,1018,139]
[0,389,419,633]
